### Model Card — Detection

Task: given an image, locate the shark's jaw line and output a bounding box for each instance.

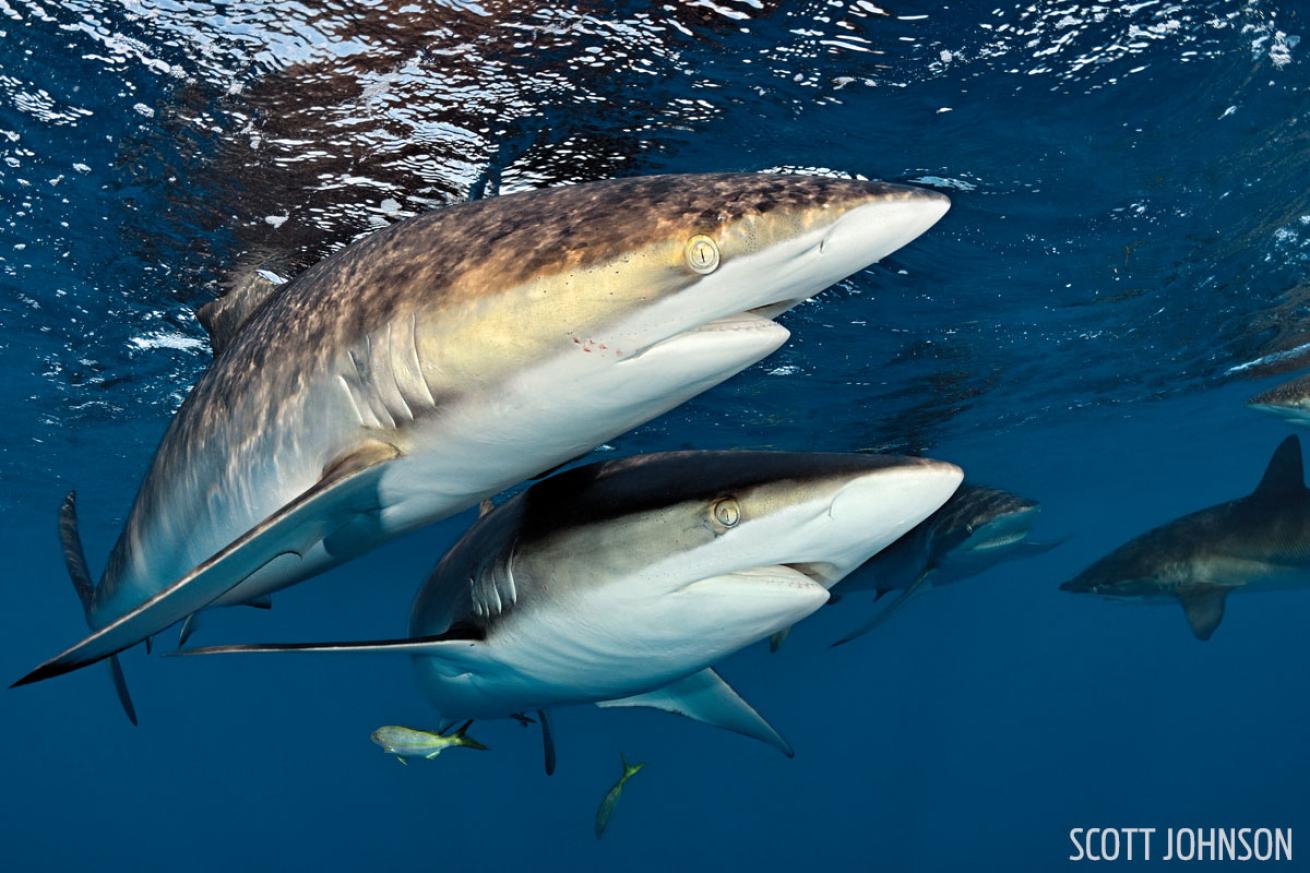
[965,510,1039,553]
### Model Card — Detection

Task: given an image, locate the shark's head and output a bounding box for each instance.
[402,172,950,407]
[1058,534,1185,599]
[1249,374,1310,426]
[578,173,951,368]
[933,486,1042,561]
[410,450,962,714]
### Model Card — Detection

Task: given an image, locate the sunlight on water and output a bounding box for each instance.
[0,0,1304,512]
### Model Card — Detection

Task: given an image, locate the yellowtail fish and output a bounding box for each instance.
[595,754,645,839]
[370,721,488,763]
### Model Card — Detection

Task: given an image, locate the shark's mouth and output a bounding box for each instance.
[746,298,808,320]
[783,561,840,587]
[971,529,1031,552]
[618,310,789,365]
[684,563,818,589]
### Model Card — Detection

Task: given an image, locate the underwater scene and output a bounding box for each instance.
[2,1,1308,870]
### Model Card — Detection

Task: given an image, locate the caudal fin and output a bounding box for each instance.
[57,491,138,725]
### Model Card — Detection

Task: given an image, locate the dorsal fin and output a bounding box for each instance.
[1253,436,1305,499]
[196,254,288,357]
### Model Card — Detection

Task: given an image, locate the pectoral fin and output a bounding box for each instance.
[171,624,484,657]
[1178,587,1229,641]
[12,442,402,688]
[598,668,793,758]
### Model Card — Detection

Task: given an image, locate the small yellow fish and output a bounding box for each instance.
[371,721,488,763]
[595,753,645,838]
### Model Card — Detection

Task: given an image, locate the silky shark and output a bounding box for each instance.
[1061,435,1310,641]
[181,450,964,761]
[830,484,1056,646]
[1249,374,1310,426]
[13,174,950,716]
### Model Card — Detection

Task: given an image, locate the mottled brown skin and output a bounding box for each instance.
[96,173,921,616]
[1249,372,1310,410]
[145,1,792,279]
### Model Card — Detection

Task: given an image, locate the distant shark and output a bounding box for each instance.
[830,484,1056,646]
[1061,435,1310,641]
[180,450,964,763]
[13,174,950,718]
[1249,374,1310,426]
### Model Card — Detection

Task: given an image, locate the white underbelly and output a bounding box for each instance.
[375,315,788,533]
[410,566,828,720]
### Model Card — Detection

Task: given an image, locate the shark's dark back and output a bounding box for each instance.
[514,451,928,545]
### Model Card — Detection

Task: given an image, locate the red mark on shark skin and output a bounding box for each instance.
[572,335,620,356]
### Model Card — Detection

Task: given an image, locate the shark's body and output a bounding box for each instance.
[1061,436,1310,640]
[1249,374,1310,426]
[183,450,963,757]
[16,173,949,699]
[831,484,1053,645]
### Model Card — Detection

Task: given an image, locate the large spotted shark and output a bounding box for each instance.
[14,173,949,720]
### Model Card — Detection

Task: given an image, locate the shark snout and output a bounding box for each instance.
[1058,576,1098,594]
[828,459,963,520]
[825,188,951,266]
[822,459,964,575]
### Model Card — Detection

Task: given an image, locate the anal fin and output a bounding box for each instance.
[598,668,793,757]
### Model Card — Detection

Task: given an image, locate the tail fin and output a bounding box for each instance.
[58,492,137,725]
[451,720,489,751]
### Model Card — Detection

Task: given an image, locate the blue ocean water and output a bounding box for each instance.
[2,1,1308,870]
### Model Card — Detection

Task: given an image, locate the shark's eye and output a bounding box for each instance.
[712,498,740,528]
[685,235,720,274]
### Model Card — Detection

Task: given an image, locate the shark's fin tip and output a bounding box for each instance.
[1254,435,1305,499]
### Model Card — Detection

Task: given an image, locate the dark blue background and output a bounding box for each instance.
[2,2,1307,869]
